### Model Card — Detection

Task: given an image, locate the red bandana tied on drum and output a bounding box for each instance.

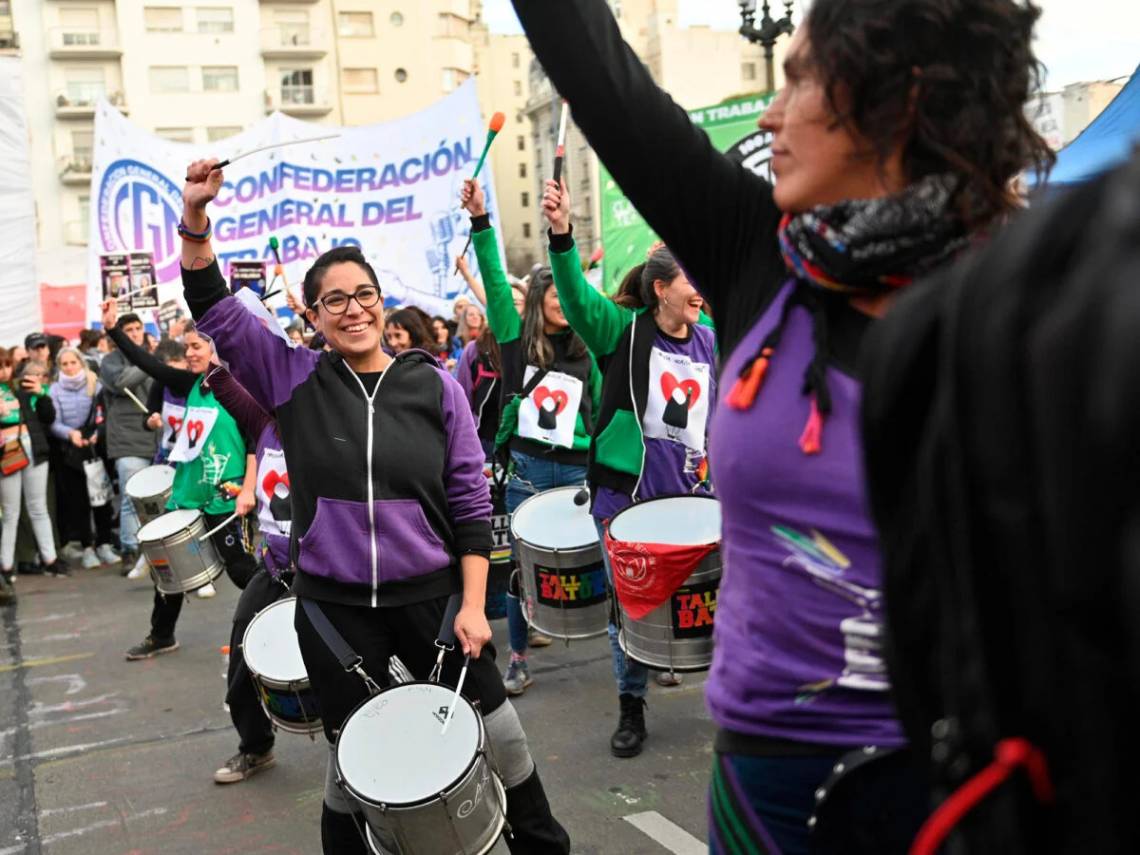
[604,526,718,620]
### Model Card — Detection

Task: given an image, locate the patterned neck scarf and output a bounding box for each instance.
[726,174,969,454]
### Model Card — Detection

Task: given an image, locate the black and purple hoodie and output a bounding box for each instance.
[184,263,492,609]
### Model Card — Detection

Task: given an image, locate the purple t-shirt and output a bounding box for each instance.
[593,323,717,521]
[705,282,904,748]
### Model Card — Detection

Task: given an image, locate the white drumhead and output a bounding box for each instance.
[137,508,201,541]
[338,683,480,805]
[608,496,721,546]
[511,486,598,550]
[243,599,307,683]
[126,465,175,498]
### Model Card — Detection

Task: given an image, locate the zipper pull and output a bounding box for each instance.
[368,404,375,416]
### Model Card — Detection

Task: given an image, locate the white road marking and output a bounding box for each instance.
[39,801,109,817]
[26,673,87,695]
[624,810,706,855]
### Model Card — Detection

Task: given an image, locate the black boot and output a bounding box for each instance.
[611,693,647,758]
[320,803,369,855]
[504,767,571,854]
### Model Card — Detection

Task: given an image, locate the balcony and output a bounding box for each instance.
[259,27,328,59]
[264,87,333,117]
[59,155,93,186]
[48,28,122,59]
[55,90,127,119]
[63,220,88,246]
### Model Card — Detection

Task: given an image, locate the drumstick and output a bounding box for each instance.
[188,133,342,180]
[198,510,239,541]
[122,387,150,414]
[440,654,470,736]
[552,101,570,184]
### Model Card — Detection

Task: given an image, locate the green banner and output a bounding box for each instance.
[599,92,775,295]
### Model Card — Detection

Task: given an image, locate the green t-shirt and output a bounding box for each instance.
[0,383,20,426]
[167,379,245,516]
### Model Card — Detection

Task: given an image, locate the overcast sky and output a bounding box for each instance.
[481,0,1137,91]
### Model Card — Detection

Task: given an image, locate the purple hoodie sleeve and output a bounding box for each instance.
[434,365,492,557]
[456,341,476,408]
[197,295,319,412]
[202,366,273,444]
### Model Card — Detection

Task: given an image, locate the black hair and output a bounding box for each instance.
[117,313,142,329]
[613,246,682,311]
[302,245,380,308]
[154,339,186,363]
[384,308,433,350]
[521,267,588,369]
[804,0,1054,228]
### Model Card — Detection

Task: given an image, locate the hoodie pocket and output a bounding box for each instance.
[375,499,453,583]
[297,497,374,586]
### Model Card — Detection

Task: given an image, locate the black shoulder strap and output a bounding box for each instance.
[520,366,549,400]
[300,598,361,672]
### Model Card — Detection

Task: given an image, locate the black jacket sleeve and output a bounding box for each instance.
[510,0,786,349]
[145,380,165,415]
[181,261,230,321]
[107,328,197,398]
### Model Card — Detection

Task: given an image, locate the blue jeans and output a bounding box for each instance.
[505,450,586,655]
[595,518,649,698]
[115,456,150,552]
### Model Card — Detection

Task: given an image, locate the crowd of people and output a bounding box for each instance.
[6,0,1126,851]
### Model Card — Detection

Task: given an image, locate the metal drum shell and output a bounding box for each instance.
[242,599,322,736]
[137,511,224,595]
[335,684,507,855]
[514,539,609,640]
[125,465,175,525]
[616,546,722,673]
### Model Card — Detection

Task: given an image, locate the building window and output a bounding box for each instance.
[342,68,378,94]
[78,195,90,228]
[742,62,757,82]
[197,7,234,34]
[513,80,522,96]
[202,66,238,92]
[518,162,527,178]
[522,222,532,239]
[517,135,525,151]
[71,129,93,166]
[156,127,194,143]
[144,7,183,32]
[280,68,315,103]
[337,11,373,37]
[149,66,190,93]
[207,126,240,141]
[389,11,403,27]
[59,8,100,45]
[521,192,529,208]
[511,52,520,69]
[394,67,408,83]
[64,66,106,104]
[273,9,310,45]
[515,111,523,124]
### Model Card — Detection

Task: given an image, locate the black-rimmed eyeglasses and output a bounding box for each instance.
[314,285,382,315]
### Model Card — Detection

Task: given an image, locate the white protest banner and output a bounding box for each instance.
[88,79,501,323]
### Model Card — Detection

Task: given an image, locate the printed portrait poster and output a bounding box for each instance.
[155,299,185,336]
[229,260,267,298]
[129,251,158,309]
[517,366,583,449]
[100,253,131,308]
[167,405,218,464]
[642,347,710,452]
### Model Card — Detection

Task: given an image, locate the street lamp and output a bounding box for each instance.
[738,0,796,95]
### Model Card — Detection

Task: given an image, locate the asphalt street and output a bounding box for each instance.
[1,562,714,854]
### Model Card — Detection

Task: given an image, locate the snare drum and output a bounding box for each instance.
[510,486,608,640]
[137,509,224,595]
[242,598,321,735]
[125,465,175,525]
[607,495,722,672]
[336,682,506,855]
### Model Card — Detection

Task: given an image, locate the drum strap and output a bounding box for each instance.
[299,598,384,696]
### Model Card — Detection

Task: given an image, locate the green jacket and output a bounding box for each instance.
[168,379,244,516]
[471,217,601,463]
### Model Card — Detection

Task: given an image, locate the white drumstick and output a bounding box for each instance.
[208,133,342,173]
[440,654,470,736]
[198,510,239,541]
[122,387,149,414]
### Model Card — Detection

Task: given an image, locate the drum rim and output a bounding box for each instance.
[607,493,721,544]
[510,485,598,550]
[137,508,203,540]
[125,465,175,496]
[335,680,484,808]
[242,598,308,683]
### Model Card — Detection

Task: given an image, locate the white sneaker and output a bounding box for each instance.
[126,556,149,580]
[60,542,84,561]
[196,582,217,599]
[95,544,121,565]
[81,547,101,570]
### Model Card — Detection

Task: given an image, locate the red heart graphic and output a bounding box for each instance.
[262,469,290,496]
[167,415,183,431]
[533,386,569,415]
[186,419,205,445]
[660,372,701,410]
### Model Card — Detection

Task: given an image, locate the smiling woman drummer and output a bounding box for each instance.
[177,158,570,855]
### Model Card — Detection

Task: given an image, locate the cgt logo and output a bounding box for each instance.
[98,159,184,282]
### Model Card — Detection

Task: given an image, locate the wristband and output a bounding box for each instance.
[178,217,212,242]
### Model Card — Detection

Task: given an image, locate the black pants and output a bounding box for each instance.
[55,462,114,547]
[150,513,257,640]
[295,595,570,855]
[226,564,291,756]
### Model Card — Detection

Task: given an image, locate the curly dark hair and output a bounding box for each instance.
[805,0,1054,229]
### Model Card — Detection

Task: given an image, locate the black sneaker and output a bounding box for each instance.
[125,636,179,660]
[17,561,43,576]
[45,561,71,578]
[213,750,276,784]
[610,693,648,758]
[119,550,138,577]
[0,573,15,605]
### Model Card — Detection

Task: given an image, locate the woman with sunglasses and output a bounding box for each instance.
[178,158,570,855]
[509,0,1053,851]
